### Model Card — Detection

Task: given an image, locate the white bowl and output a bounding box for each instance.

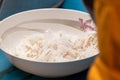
[0,8,97,77]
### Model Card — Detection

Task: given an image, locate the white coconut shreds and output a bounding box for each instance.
[10,30,98,62]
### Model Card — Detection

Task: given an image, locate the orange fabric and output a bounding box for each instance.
[88,0,120,80]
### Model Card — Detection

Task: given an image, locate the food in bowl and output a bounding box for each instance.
[10,30,98,62]
[0,9,98,77]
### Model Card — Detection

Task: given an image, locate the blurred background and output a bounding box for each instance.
[0,0,87,20]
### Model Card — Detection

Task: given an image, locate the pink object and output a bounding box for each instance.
[79,18,96,32]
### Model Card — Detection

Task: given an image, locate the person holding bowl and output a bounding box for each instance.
[83,0,120,80]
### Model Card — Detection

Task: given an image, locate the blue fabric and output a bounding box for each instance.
[61,0,87,12]
[0,0,88,80]
[0,50,12,72]
[0,0,64,20]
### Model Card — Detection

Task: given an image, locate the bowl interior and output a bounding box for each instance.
[0,8,96,61]
[1,22,84,55]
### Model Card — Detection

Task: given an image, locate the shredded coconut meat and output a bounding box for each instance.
[10,30,98,62]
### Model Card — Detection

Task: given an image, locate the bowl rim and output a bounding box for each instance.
[0,8,89,23]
